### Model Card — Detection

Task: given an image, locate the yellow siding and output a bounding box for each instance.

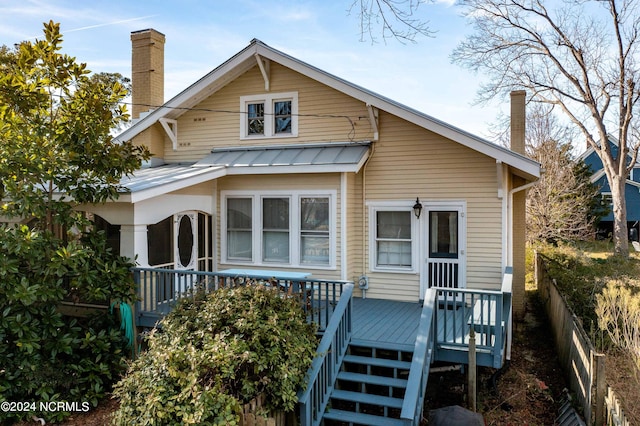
[142,62,507,303]
[362,112,503,300]
[163,63,374,162]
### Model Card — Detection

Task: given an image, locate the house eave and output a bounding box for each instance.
[115,39,540,180]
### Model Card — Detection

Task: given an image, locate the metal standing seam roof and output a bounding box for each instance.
[119,163,223,193]
[195,142,371,168]
[118,142,371,196]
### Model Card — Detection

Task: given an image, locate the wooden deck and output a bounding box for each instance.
[350,296,507,367]
[351,298,422,350]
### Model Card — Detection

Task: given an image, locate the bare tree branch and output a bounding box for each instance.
[453,0,640,256]
[349,0,434,43]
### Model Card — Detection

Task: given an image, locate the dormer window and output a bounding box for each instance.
[241,92,297,139]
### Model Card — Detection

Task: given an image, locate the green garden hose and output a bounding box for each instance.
[111,301,135,358]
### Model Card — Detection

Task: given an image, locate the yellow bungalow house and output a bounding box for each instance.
[86,29,539,425]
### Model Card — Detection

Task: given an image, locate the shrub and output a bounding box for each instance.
[596,281,640,373]
[112,284,318,425]
[0,225,133,423]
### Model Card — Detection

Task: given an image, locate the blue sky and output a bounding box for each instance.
[0,0,505,138]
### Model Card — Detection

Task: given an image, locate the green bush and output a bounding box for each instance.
[0,225,134,423]
[112,284,318,426]
[537,242,640,348]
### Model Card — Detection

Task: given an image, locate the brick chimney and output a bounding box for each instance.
[130,29,165,165]
[510,90,526,321]
[131,29,165,119]
[510,91,526,155]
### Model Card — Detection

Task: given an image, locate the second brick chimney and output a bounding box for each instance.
[510,90,527,321]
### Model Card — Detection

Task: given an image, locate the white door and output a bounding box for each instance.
[422,204,466,297]
[174,212,198,294]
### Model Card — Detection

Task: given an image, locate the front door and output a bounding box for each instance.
[422,203,466,296]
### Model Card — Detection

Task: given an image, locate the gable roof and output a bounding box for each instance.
[115,39,540,181]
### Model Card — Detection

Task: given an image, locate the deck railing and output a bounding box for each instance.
[400,287,437,425]
[132,267,350,331]
[433,267,513,369]
[298,283,354,426]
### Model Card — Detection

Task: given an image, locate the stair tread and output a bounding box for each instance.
[323,409,406,426]
[344,354,411,370]
[350,339,415,353]
[331,389,404,408]
[337,371,408,388]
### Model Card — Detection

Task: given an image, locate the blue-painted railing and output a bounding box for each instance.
[400,287,437,425]
[432,267,513,369]
[297,283,353,426]
[399,267,513,425]
[131,267,350,331]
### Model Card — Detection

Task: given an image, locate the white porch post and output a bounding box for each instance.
[120,224,149,267]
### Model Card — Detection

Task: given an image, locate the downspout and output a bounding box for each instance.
[360,134,377,299]
[341,172,347,281]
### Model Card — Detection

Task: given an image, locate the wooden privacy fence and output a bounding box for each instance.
[535,252,630,426]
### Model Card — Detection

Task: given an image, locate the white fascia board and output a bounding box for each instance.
[129,167,227,203]
[115,50,257,144]
[224,164,363,175]
[118,39,539,180]
[255,43,540,179]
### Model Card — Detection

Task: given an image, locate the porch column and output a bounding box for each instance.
[120,224,149,267]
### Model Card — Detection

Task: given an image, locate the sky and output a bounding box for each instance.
[0,0,508,139]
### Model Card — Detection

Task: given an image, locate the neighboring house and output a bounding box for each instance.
[79,30,539,424]
[580,136,640,240]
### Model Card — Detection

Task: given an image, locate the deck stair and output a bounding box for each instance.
[322,341,414,426]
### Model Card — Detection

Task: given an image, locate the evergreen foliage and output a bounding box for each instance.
[0,21,149,422]
[112,285,318,425]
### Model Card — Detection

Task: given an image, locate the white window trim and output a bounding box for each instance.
[221,190,336,269]
[240,92,298,139]
[368,201,419,274]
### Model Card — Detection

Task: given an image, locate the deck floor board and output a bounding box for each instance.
[350,297,500,366]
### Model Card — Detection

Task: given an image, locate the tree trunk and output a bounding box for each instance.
[610,174,629,257]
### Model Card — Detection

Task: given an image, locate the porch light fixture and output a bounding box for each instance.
[413,197,423,219]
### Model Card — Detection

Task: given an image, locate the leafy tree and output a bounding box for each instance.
[0,20,148,232]
[0,21,149,422]
[452,0,640,257]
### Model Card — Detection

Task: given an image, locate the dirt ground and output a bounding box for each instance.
[15,290,571,426]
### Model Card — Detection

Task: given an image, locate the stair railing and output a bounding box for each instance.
[400,287,437,425]
[298,283,354,426]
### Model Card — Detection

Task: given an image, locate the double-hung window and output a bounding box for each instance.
[369,203,417,272]
[227,198,253,261]
[223,191,334,268]
[300,197,330,265]
[240,92,297,138]
[262,197,290,262]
